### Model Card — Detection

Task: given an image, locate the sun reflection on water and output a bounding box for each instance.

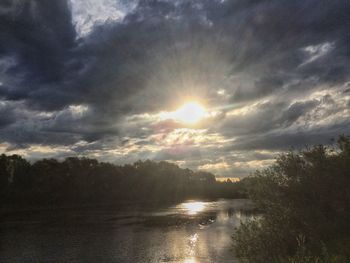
[184,233,199,263]
[189,233,198,247]
[182,201,206,215]
[184,259,197,263]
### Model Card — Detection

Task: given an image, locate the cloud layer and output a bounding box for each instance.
[0,0,349,177]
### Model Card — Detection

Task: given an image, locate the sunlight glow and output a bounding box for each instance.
[173,102,207,124]
[159,102,208,125]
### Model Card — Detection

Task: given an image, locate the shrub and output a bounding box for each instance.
[233,136,350,262]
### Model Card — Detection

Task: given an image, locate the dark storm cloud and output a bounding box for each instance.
[0,0,350,176]
[0,0,76,110]
[215,99,320,137]
[232,74,286,102]
[227,121,350,152]
[2,0,350,112]
[0,100,17,127]
[75,0,350,122]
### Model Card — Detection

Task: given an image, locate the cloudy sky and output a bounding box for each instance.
[0,0,349,178]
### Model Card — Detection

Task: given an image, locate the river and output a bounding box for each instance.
[1,199,256,262]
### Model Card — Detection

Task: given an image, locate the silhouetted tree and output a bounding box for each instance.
[233,135,350,262]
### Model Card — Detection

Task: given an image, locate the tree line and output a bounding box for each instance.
[0,156,245,206]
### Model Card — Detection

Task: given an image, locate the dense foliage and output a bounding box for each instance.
[233,136,350,262]
[0,156,243,206]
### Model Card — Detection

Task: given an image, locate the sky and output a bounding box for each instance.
[0,0,349,178]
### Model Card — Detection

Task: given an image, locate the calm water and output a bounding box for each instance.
[1,199,255,263]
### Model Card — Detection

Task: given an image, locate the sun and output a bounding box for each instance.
[172,102,207,124]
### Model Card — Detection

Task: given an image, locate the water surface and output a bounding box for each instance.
[1,199,255,262]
